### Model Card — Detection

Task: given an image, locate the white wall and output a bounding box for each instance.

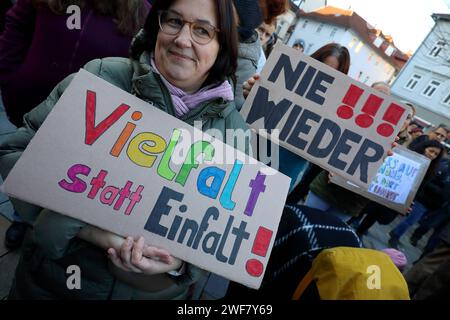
[287,18,396,84]
[276,11,296,41]
[341,31,396,84]
[391,19,450,125]
[300,0,327,12]
[277,0,327,41]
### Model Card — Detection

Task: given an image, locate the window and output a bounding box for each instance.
[302,20,309,29]
[385,45,395,56]
[348,37,358,48]
[422,80,441,98]
[442,92,450,107]
[306,43,314,54]
[428,40,446,57]
[405,74,422,90]
[373,37,383,48]
[316,23,324,33]
[330,27,337,38]
[355,41,364,53]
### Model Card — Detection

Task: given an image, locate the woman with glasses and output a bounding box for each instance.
[1,0,249,300]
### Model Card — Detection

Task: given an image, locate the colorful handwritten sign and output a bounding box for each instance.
[1,69,291,289]
[240,43,411,189]
[330,146,430,213]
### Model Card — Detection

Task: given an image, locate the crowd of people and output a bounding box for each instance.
[0,0,449,300]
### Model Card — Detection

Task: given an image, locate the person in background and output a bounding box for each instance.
[396,101,415,146]
[409,156,449,248]
[405,217,450,299]
[234,0,287,110]
[370,81,391,96]
[302,80,408,222]
[292,38,305,52]
[0,0,15,32]
[346,99,415,234]
[224,205,408,300]
[410,127,424,141]
[388,140,446,249]
[408,125,449,150]
[255,19,276,72]
[0,0,149,127]
[262,23,278,58]
[224,204,363,300]
[242,43,352,198]
[408,121,420,133]
[288,80,393,206]
[0,0,150,250]
[0,0,248,299]
[256,20,276,54]
[278,43,351,193]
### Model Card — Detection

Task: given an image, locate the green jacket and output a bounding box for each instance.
[0,52,251,300]
[309,171,369,217]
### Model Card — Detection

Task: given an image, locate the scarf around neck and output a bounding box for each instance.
[150,58,234,118]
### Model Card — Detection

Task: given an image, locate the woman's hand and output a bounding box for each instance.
[401,202,414,216]
[327,171,334,183]
[107,236,182,275]
[387,136,399,157]
[243,74,260,99]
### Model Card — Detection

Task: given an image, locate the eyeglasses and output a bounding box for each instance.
[158,10,220,45]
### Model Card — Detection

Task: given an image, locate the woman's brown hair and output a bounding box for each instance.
[32,0,148,37]
[258,0,289,25]
[144,0,239,88]
[310,43,351,75]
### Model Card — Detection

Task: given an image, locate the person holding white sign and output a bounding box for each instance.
[0,0,251,300]
[303,81,399,223]
[388,140,446,249]
[242,43,351,193]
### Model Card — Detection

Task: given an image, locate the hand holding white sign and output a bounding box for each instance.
[240,43,411,189]
[1,70,290,289]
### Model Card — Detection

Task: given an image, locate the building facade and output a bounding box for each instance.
[390,14,450,127]
[283,6,409,86]
[276,0,327,42]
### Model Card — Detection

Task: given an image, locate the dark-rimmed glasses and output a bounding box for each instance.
[158,10,219,45]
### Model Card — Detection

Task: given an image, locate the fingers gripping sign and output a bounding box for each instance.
[108,236,182,275]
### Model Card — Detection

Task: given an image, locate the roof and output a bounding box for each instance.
[295,6,410,71]
[432,13,450,22]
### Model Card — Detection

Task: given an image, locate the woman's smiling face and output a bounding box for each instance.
[154,0,220,93]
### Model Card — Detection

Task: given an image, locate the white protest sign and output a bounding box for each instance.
[1,69,291,289]
[330,146,430,213]
[240,43,411,189]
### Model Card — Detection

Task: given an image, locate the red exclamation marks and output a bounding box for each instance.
[337,84,364,120]
[246,227,273,277]
[355,94,384,128]
[377,103,406,137]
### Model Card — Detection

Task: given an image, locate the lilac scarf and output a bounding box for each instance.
[150,58,234,117]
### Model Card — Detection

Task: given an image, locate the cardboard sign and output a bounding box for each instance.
[240,43,411,189]
[1,69,291,289]
[330,146,430,213]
